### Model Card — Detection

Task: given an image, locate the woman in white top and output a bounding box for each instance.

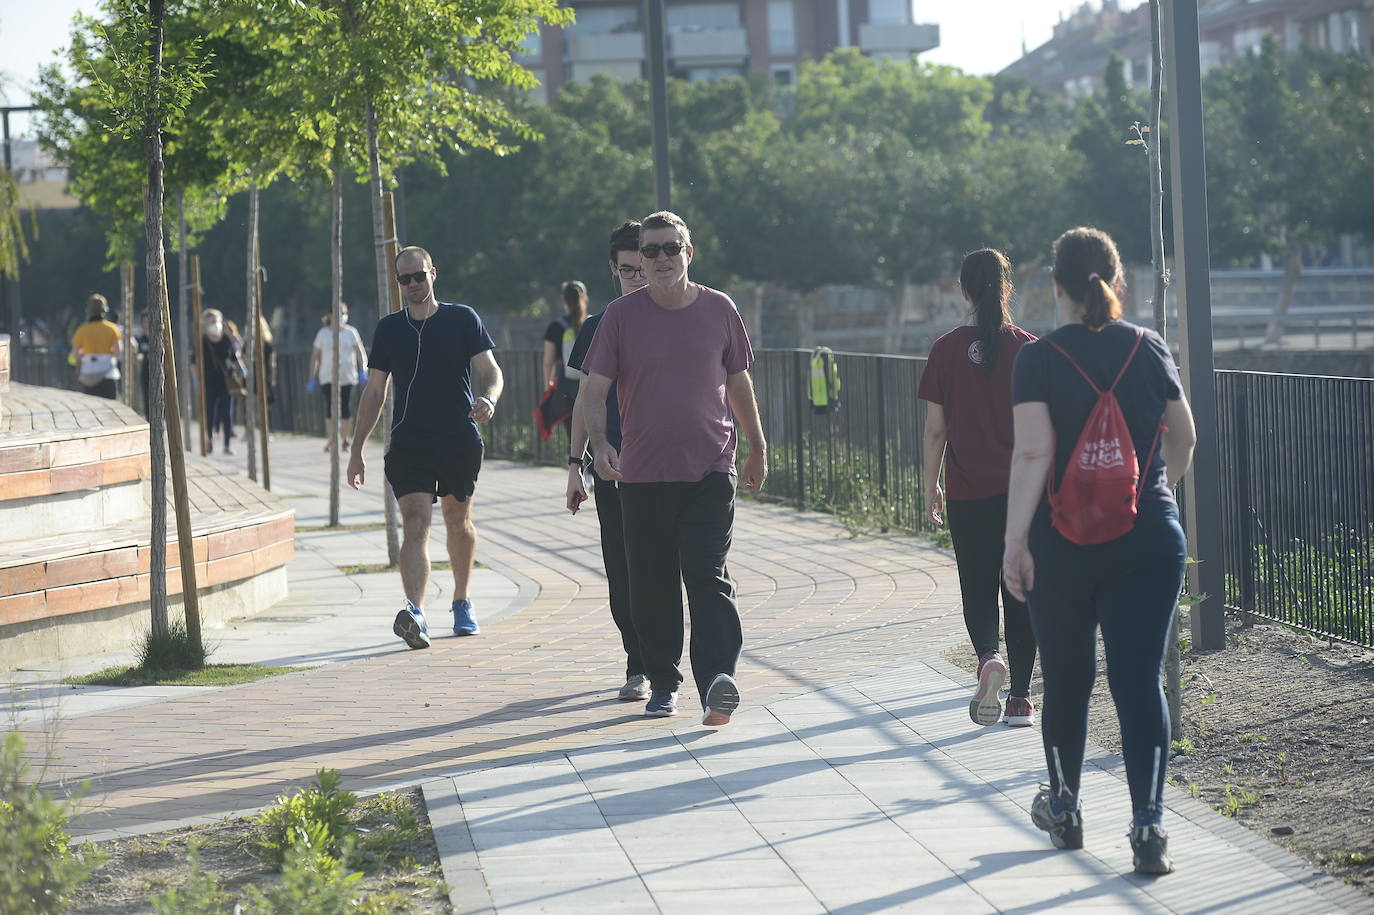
[310,302,369,449]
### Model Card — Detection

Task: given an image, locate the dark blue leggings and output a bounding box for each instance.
[1027,497,1186,827]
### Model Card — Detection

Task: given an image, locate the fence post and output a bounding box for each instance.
[1234,375,1255,624]
[793,349,806,510]
[876,358,888,504]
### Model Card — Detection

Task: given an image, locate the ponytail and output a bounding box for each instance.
[1052,227,1124,330]
[959,249,1014,373]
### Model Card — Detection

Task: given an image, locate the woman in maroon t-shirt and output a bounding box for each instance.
[918,249,1039,728]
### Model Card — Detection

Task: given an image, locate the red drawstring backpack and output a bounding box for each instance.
[1044,327,1164,545]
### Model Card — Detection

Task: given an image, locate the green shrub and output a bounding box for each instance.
[0,732,103,914]
[240,841,364,915]
[257,769,358,868]
[136,619,210,671]
[150,844,229,914]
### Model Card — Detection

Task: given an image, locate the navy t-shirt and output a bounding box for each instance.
[566,308,622,452]
[1012,321,1181,502]
[368,302,495,452]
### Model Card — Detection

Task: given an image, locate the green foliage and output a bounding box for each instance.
[1241,525,1374,644]
[1170,737,1196,757]
[240,840,365,915]
[150,843,230,914]
[1217,783,1263,817]
[0,732,103,914]
[0,165,32,280]
[136,619,210,671]
[256,769,359,868]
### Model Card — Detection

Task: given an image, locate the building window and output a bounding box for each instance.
[677,65,745,82]
[519,29,543,61]
[667,3,742,33]
[868,0,910,26]
[768,0,796,55]
[568,5,641,35]
[1233,26,1270,56]
[771,63,795,85]
[1329,10,1362,55]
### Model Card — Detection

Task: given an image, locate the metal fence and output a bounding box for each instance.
[14,344,1372,648]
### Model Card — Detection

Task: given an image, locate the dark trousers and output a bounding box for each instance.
[81,378,118,400]
[945,493,1037,697]
[207,391,234,443]
[1027,496,1186,825]
[592,471,647,679]
[619,472,741,699]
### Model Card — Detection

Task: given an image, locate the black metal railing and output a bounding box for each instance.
[1217,370,1373,647]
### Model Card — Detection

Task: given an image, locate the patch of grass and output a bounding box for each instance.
[138,620,208,670]
[1241,732,1268,744]
[1171,737,1196,757]
[1326,851,1373,867]
[1217,783,1263,817]
[65,664,309,688]
[339,559,487,575]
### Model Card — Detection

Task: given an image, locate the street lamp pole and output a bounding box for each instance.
[644,0,672,210]
[1162,0,1226,651]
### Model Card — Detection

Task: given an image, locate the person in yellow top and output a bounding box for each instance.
[71,294,123,400]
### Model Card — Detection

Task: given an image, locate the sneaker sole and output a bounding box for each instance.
[618,688,651,702]
[702,674,740,727]
[1032,812,1084,850]
[644,707,677,718]
[970,661,1007,726]
[452,627,480,636]
[1004,715,1035,728]
[393,610,431,650]
[1133,856,1175,876]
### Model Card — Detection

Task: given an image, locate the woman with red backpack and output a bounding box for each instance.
[919,249,1039,729]
[1002,227,1197,875]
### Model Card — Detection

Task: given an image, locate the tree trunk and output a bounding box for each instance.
[1263,241,1303,346]
[254,229,270,490]
[192,255,207,456]
[329,159,343,527]
[121,262,135,408]
[366,97,400,566]
[159,257,201,657]
[176,190,191,450]
[144,0,169,639]
[1148,0,1182,743]
[244,186,259,482]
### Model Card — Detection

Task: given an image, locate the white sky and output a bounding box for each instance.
[0,0,1092,135]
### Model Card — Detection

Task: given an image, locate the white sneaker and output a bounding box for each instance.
[618,674,651,701]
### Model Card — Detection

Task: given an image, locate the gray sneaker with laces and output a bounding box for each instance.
[1031,785,1083,849]
[1130,825,1174,875]
[618,674,651,701]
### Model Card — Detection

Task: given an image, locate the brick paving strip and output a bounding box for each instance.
[16,434,1364,913]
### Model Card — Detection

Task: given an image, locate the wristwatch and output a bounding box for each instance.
[568,455,584,467]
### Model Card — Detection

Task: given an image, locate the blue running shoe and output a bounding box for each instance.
[393,601,431,650]
[644,690,678,717]
[452,599,480,636]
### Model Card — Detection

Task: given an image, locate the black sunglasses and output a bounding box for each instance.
[615,264,645,276]
[397,269,430,286]
[640,241,687,259]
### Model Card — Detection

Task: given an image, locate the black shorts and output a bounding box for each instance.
[322,384,354,418]
[384,445,483,503]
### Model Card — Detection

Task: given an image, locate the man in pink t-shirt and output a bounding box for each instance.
[582,210,767,726]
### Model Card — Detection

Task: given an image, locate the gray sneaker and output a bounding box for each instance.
[702,673,740,727]
[1130,825,1174,875]
[1031,785,1083,849]
[618,674,651,701]
[393,602,431,650]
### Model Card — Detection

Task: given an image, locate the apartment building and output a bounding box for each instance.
[521,0,940,101]
[1000,0,1374,97]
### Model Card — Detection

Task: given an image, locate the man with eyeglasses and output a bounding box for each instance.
[347,245,504,650]
[581,211,768,725]
[563,220,656,703]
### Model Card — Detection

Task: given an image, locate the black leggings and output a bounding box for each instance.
[207,391,234,444]
[1027,496,1186,827]
[945,493,1037,698]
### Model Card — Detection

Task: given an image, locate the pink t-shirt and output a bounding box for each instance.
[582,284,754,483]
[917,324,1036,500]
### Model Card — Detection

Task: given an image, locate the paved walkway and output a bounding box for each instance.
[10,433,1366,913]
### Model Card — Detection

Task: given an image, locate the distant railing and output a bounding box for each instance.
[18,344,1372,648]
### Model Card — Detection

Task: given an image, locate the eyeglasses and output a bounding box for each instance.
[615,264,646,277]
[396,269,430,286]
[639,241,687,259]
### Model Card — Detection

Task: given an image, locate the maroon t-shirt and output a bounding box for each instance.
[581,284,753,483]
[918,324,1036,500]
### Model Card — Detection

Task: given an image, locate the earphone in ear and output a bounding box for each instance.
[391,309,427,434]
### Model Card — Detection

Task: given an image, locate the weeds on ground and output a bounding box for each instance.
[257,769,358,868]
[1218,783,1263,817]
[0,732,104,914]
[138,620,209,670]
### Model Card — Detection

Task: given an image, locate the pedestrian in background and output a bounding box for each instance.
[310,303,367,450]
[920,248,1039,728]
[542,280,587,438]
[201,308,246,455]
[1003,226,1197,875]
[71,294,122,400]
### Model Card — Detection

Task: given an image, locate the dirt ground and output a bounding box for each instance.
[947,615,1374,897]
[67,787,450,914]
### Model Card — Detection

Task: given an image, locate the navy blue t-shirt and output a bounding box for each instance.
[566,308,622,452]
[368,302,495,452]
[1012,321,1182,502]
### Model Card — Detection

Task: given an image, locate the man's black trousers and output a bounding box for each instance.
[619,472,741,700]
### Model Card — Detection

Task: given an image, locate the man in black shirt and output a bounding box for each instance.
[348,245,504,650]
[563,220,654,701]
